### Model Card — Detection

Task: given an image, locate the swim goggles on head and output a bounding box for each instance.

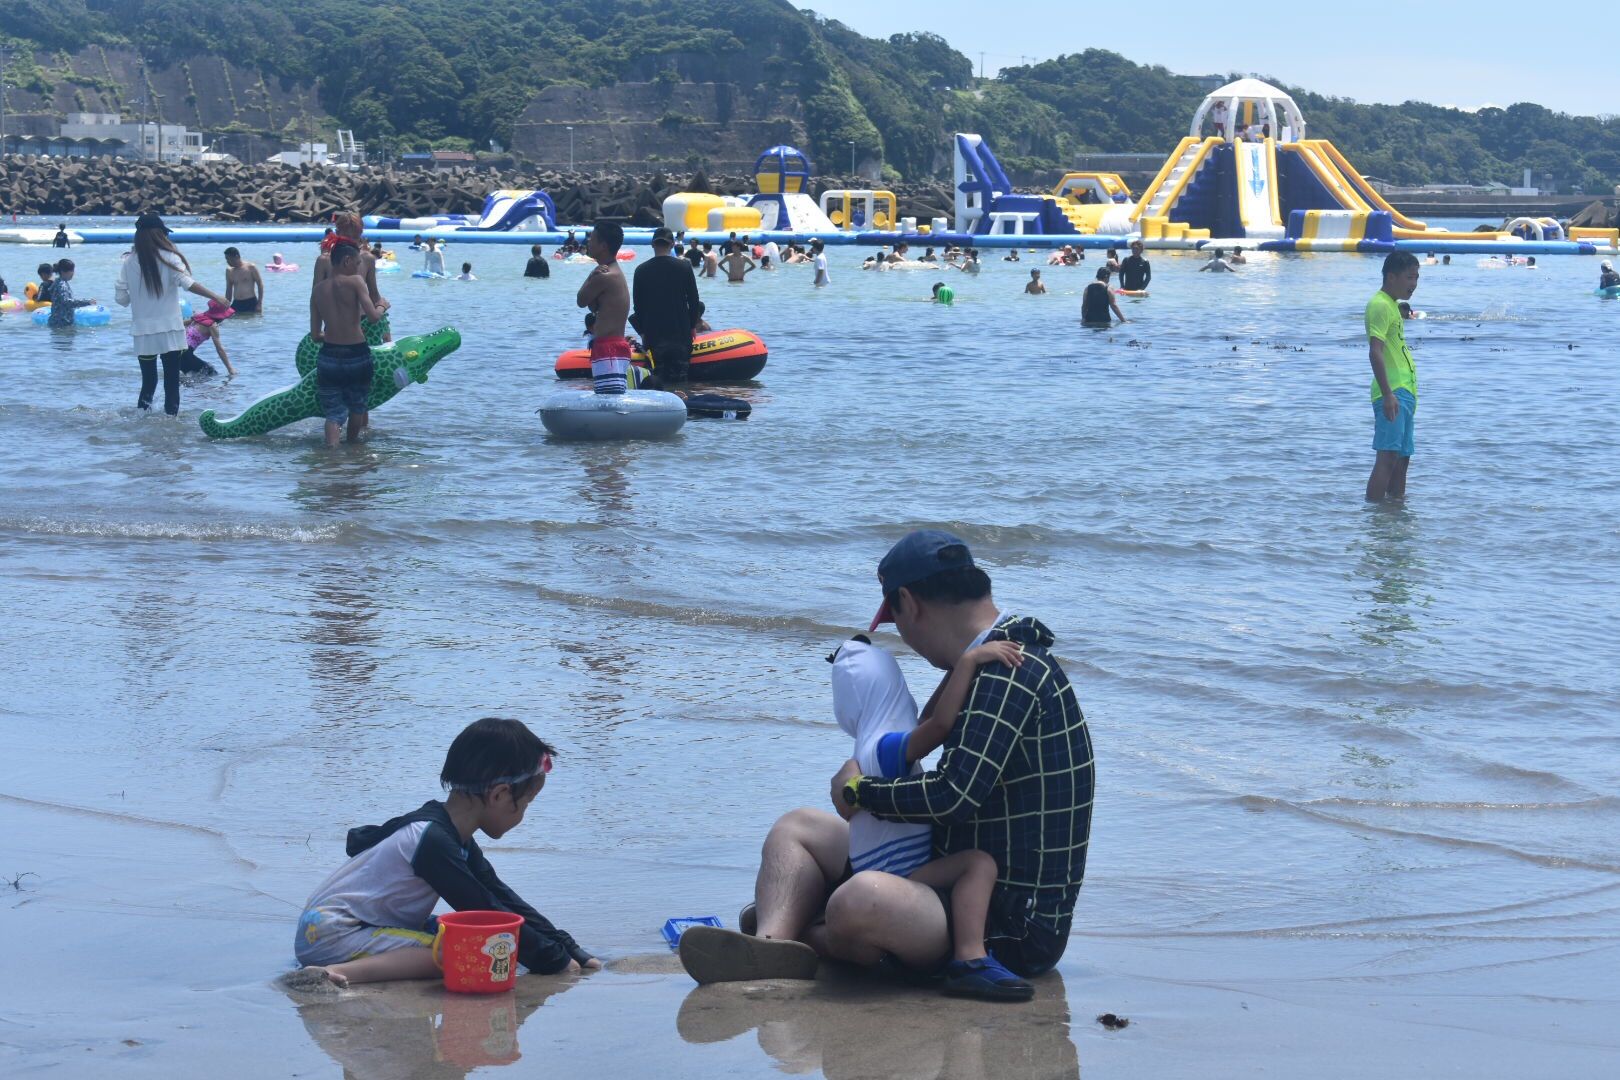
[447,753,553,794]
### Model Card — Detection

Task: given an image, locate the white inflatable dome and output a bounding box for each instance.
[1191,78,1306,143]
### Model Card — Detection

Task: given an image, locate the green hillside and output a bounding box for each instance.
[4,2,1618,191]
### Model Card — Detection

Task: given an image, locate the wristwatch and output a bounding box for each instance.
[842,775,862,807]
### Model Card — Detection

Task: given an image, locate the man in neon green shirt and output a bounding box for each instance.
[1365,251,1420,501]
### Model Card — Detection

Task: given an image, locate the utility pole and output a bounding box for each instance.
[566,125,574,170]
[0,46,9,158]
[979,52,985,80]
[848,140,855,176]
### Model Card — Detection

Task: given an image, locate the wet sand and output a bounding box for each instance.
[5,790,1614,1079]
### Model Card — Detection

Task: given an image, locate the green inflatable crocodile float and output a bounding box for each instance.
[198,325,461,440]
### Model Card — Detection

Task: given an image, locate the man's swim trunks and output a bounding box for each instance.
[589,335,632,395]
[1372,388,1416,458]
[231,297,260,314]
[316,341,374,424]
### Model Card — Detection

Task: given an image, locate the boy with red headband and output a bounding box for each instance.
[312,211,391,341]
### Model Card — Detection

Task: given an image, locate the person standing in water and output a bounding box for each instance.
[1118,240,1151,292]
[223,247,264,314]
[811,240,830,288]
[524,244,551,279]
[1025,269,1046,295]
[719,246,756,283]
[52,224,71,249]
[1365,252,1420,502]
[576,222,632,395]
[115,213,229,415]
[631,227,705,383]
[311,242,382,447]
[44,259,97,327]
[1080,268,1125,326]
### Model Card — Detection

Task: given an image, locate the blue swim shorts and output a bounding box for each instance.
[1372,388,1416,457]
[316,342,374,425]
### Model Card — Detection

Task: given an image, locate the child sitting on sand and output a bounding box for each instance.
[828,635,1035,1001]
[294,717,599,987]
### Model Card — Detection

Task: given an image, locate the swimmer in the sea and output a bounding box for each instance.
[1081,268,1126,326]
[1025,269,1046,295]
[224,247,264,314]
[719,247,756,283]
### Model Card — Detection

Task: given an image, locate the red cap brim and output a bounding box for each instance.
[868,596,893,633]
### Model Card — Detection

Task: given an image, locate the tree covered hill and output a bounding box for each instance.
[4,1,1618,191]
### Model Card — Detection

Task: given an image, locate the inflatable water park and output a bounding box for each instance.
[14,80,1613,257]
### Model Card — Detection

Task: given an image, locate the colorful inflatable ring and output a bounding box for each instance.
[554,328,768,382]
[264,262,300,272]
[412,270,449,279]
[1113,289,1149,297]
[32,304,112,327]
[1595,284,1620,298]
[0,295,24,314]
[199,325,457,439]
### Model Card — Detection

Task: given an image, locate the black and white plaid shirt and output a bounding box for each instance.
[856,615,1095,934]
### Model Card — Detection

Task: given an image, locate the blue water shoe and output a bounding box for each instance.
[942,955,1035,1002]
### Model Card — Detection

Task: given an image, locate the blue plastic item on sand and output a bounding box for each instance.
[661,916,723,949]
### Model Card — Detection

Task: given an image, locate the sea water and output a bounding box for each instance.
[2,225,1617,1076]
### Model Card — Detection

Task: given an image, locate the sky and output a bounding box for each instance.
[801,1,1609,116]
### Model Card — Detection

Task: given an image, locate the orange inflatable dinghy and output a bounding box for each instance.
[555,328,767,382]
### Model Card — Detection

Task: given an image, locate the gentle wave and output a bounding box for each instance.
[0,514,341,543]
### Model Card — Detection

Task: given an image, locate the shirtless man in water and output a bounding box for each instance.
[719,247,756,283]
[311,212,391,340]
[576,221,632,394]
[310,242,381,447]
[223,247,264,313]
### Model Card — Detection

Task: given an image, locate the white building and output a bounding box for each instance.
[55,112,207,163]
[266,142,330,167]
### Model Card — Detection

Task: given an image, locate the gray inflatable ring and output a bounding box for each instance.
[539,389,688,440]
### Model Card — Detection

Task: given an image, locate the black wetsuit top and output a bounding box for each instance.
[631,254,705,341]
[1119,254,1151,291]
[524,257,551,279]
[1081,282,1113,325]
[1602,270,1620,289]
[685,247,704,269]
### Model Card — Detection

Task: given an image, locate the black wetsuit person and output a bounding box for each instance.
[1119,241,1151,292]
[630,227,705,382]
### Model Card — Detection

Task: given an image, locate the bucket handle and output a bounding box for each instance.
[431,923,445,970]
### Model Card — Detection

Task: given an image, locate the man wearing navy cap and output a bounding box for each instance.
[630,226,704,383]
[680,530,1094,988]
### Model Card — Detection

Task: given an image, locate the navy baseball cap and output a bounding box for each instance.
[869,529,976,631]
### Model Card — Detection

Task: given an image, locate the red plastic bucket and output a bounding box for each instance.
[433,911,524,994]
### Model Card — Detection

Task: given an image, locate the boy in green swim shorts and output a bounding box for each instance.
[1365,251,1420,502]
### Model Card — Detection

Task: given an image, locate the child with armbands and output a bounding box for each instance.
[294,718,599,987]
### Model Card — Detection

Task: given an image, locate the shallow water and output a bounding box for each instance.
[3,230,1617,1077]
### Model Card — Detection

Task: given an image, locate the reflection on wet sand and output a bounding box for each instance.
[677,966,1081,1080]
[293,455,386,722]
[284,975,575,1080]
